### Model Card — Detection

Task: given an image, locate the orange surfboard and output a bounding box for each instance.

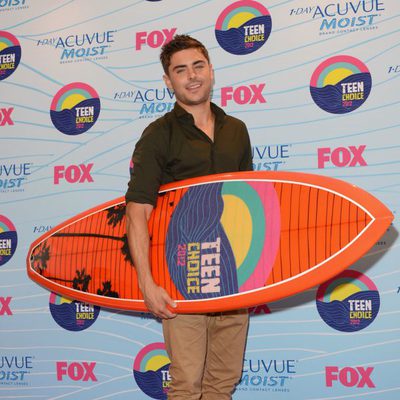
[27,172,393,313]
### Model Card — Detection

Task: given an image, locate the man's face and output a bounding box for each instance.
[163,48,214,107]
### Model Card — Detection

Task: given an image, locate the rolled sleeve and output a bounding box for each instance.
[125,122,169,206]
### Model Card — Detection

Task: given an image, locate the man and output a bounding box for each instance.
[126,35,252,399]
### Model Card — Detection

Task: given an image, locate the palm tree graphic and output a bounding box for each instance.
[31,204,133,298]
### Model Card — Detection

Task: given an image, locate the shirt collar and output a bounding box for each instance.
[173,102,226,127]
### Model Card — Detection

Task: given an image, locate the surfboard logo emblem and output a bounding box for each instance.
[0,31,21,81]
[316,270,380,332]
[215,0,272,55]
[49,293,100,331]
[0,215,17,266]
[133,343,170,399]
[310,55,372,114]
[166,181,280,300]
[50,82,101,135]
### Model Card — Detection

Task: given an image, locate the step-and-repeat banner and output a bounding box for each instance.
[1,1,399,399]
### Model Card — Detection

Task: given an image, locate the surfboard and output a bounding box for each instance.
[27,171,393,313]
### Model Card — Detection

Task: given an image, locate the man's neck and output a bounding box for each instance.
[177,100,212,127]
[177,100,215,141]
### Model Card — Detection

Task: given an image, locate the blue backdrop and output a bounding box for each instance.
[1,1,399,399]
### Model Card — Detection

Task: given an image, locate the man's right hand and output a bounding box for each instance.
[141,279,177,319]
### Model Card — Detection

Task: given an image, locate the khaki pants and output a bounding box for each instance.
[162,310,249,400]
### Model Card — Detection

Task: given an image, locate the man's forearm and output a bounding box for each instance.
[126,202,177,318]
[126,202,154,290]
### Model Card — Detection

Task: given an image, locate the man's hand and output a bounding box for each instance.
[141,279,177,319]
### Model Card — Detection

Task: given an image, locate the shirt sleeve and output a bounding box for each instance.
[239,123,253,172]
[125,121,169,206]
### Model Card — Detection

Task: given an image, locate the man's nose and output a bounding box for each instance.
[188,67,197,80]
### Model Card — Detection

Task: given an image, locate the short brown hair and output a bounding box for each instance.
[160,34,210,75]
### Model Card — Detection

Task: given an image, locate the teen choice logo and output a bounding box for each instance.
[165,181,280,300]
[316,270,380,332]
[0,215,18,266]
[215,0,272,55]
[0,30,21,81]
[310,55,372,114]
[49,293,100,331]
[50,82,100,135]
[133,343,171,399]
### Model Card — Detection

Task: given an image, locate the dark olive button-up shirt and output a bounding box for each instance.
[125,102,253,206]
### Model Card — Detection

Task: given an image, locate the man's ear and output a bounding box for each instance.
[163,74,172,90]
